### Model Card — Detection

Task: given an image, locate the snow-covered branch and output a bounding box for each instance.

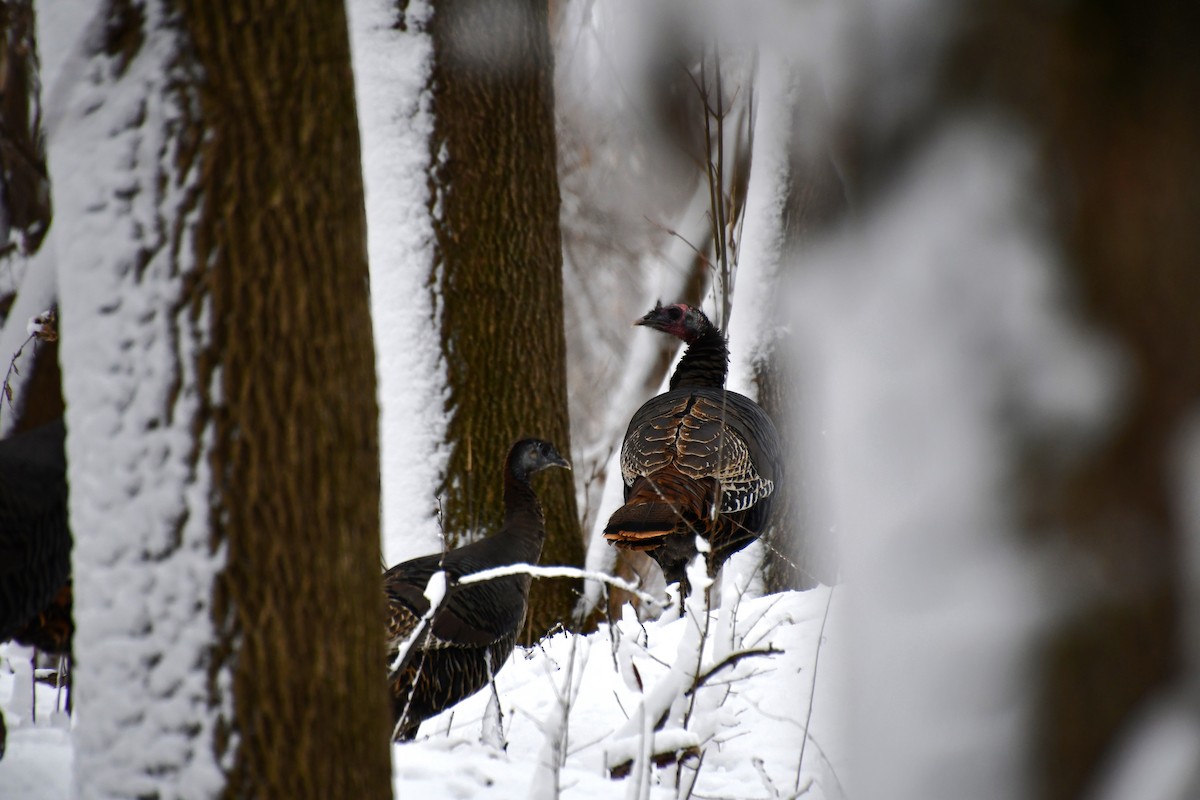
[457,563,665,610]
[685,646,782,696]
[388,571,448,675]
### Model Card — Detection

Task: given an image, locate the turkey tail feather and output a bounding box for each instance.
[604,471,716,547]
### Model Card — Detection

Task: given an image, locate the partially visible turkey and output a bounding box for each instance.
[384,438,570,741]
[604,301,782,600]
[0,419,71,653]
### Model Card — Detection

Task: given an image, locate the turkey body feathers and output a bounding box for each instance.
[384,438,568,741]
[0,420,70,647]
[384,542,531,739]
[604,303,782,597]
[620,388,778,515]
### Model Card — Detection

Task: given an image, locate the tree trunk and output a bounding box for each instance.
[429,0,582,640]
[51,2,392,797]
[838,2,1200,798]
[0,0,50,264]
[181,3,394,797]
[1001,6,1200,798]
[0,0,57,432]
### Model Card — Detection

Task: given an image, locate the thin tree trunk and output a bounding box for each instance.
[429,0,582,640]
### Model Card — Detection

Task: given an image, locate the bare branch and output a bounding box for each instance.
[685,647,782,696]
[795,586,836,790]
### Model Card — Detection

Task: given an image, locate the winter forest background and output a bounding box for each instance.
[1,0,1200,799]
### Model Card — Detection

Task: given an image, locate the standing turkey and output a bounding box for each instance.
[604,301,782,600]
[384,438,570,741]
[0,419,72,653]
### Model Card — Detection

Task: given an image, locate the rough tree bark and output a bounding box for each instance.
[429,0,583,640]
[181,4,394,797]
[49,2,392,797]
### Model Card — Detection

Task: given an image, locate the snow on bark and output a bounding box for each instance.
[347,0,448,566]
[791,121,1120,800]
[720,48,800,596]
[40,5,223,797]
[0,253,55,435]
[724,50,794,397]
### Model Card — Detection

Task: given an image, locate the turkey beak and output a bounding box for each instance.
[552,455,572,471]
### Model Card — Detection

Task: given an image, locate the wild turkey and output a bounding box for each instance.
[385,438,570,740]
[0,419,72,652]
[604,301,781,599]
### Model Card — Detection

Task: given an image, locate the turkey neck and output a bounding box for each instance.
[499,469,547,564]
[670,325,729,390]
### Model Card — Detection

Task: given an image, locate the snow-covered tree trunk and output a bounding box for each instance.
[348,0,447,568]
[46,2,392,796]
[725,46,847,595]
[350,0,582,639]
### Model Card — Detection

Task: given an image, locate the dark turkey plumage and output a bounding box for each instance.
[604,302,782,598]
[0,419,72,652]
[385,438,570,741]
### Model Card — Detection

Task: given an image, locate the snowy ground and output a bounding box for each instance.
[0,646,72,799]
[0,587,844,799]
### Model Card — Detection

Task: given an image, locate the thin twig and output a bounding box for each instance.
[685,647,782,696]
[1,332,35,426]
[795,585,835,790]
[642,216,715,272]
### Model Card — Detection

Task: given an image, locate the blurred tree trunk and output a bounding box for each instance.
[0,0,49,265]
[757,71,848,595]
[1017,6,1200,798]
[51,3,392,797]
[0,0,57,430]
[839,3,1200,798]
[429,0,582,640]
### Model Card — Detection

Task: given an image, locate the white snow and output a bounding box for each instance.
[347,0,450,567]
[2,587,848,800]
[0,652,72,800]
[390,586,845,800]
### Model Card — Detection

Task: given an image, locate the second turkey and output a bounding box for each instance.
[603,301,782,600]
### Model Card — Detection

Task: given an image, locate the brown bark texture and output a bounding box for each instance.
[0,0,49,262]
[840,3,1200,798]
[429,0,583,641]
[179,3,393,797]
[0,0,55,423]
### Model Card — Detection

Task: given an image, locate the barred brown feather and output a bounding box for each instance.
[605,303,782,598]
[0,420,72,654]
